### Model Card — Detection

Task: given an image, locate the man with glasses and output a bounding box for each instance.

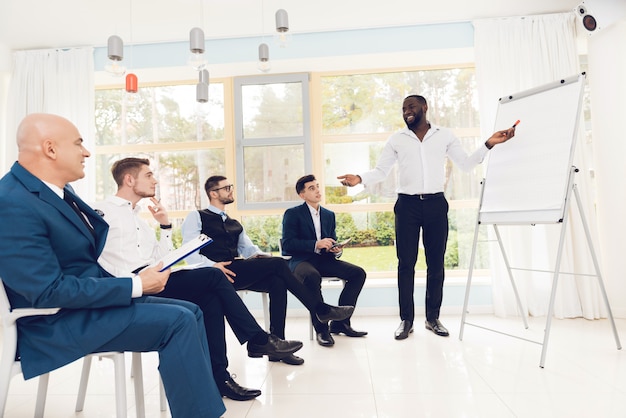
[182,175,355,365]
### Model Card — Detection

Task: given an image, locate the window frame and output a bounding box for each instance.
[233,72,312,211]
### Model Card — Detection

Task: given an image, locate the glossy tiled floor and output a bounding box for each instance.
[4,314,626,417]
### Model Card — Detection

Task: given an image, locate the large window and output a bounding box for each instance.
[93,66,488,279]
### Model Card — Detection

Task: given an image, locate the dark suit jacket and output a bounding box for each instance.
[0,162,135,379]
[281,202,337,271]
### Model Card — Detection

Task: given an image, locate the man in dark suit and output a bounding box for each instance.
[0,113,225,417]
[282,174,367,347]
[93,157,303,401]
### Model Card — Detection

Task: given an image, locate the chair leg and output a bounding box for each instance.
[131,353,145,418]
[76,354,128,417]
[112,353,128,418]
[75,356,93,411]
[261,292,270,332]
[159,377,167,411]
[0,366,13,417]
[33,373,49,418]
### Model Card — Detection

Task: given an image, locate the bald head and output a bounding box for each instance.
[16,113,90,187]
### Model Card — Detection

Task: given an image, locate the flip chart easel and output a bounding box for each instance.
[458,73,621,367]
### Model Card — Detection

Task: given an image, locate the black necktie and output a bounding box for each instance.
[63,191,94,235]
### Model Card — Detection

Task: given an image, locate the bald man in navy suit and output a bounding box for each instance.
[0,113,225,418]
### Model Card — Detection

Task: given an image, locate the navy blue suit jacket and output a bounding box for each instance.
[281,202,337,271]
[0,162,136,379]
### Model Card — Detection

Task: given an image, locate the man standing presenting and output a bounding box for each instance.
[93,158,303,400]
[282,174,367,347]
[338,95,515,340]
[0,114,225,417]
[182,175,354,364]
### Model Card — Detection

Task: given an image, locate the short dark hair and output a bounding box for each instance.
[405,94,427,105]
[295,174,316,194]
[111,157,150,187]
[204,175,228,197]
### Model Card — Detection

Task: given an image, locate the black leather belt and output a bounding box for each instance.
[399,192,444,200]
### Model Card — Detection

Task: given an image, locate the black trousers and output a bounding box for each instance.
[292,254,366,333]
[156,267,263,382]
[228,257,321,339]
[394,193,449,323]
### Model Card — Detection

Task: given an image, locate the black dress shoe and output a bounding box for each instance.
[394,320,414,340]
[425,319,449,337]
[329,321,368,337]
[218,375,261,401]
[316,330,335,347]
[268,353,305,365]
[247,334,303,358]
[316,304,354,323]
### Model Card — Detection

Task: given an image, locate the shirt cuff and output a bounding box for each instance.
[131,274,143,298]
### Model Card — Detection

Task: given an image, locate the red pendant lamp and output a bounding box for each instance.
[125,73,138,93]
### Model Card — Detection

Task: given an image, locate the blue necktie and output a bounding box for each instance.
[64,191,94,235]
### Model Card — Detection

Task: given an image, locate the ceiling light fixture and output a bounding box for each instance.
[105,35,126,76]
[125,73,138,93]
[196,69,209,103]
[258,43,270,73]
[275,9,291,48]
[125,0,138,95]
[189,27,207,70]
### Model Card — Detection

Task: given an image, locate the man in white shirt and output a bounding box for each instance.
[93,158,303,401]
[338,94,516,340]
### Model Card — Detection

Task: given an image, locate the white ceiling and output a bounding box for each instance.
[0,0,580,51]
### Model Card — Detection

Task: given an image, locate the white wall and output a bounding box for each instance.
[587,20,626,317]
[0,43,10,174]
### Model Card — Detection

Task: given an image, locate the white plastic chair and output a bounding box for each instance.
[237,290,270,331]
[0,277,59,417]
[75,351,133,417]
[76,351,167,417]
[0,276,162,417]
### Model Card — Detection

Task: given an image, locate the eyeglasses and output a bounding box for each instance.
[211,184,234,192]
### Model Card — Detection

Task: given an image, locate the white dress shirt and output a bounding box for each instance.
[306,203,323,253]
[181,205,262,267]
[92,196,172,296]
[359,124,489,194]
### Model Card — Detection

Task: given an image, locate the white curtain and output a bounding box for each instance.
[5,47,95,200]
[473,13,606,319]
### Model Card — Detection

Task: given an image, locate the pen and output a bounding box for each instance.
[512,120,520,128]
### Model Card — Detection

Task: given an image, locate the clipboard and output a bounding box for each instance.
[141,234,213,272]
